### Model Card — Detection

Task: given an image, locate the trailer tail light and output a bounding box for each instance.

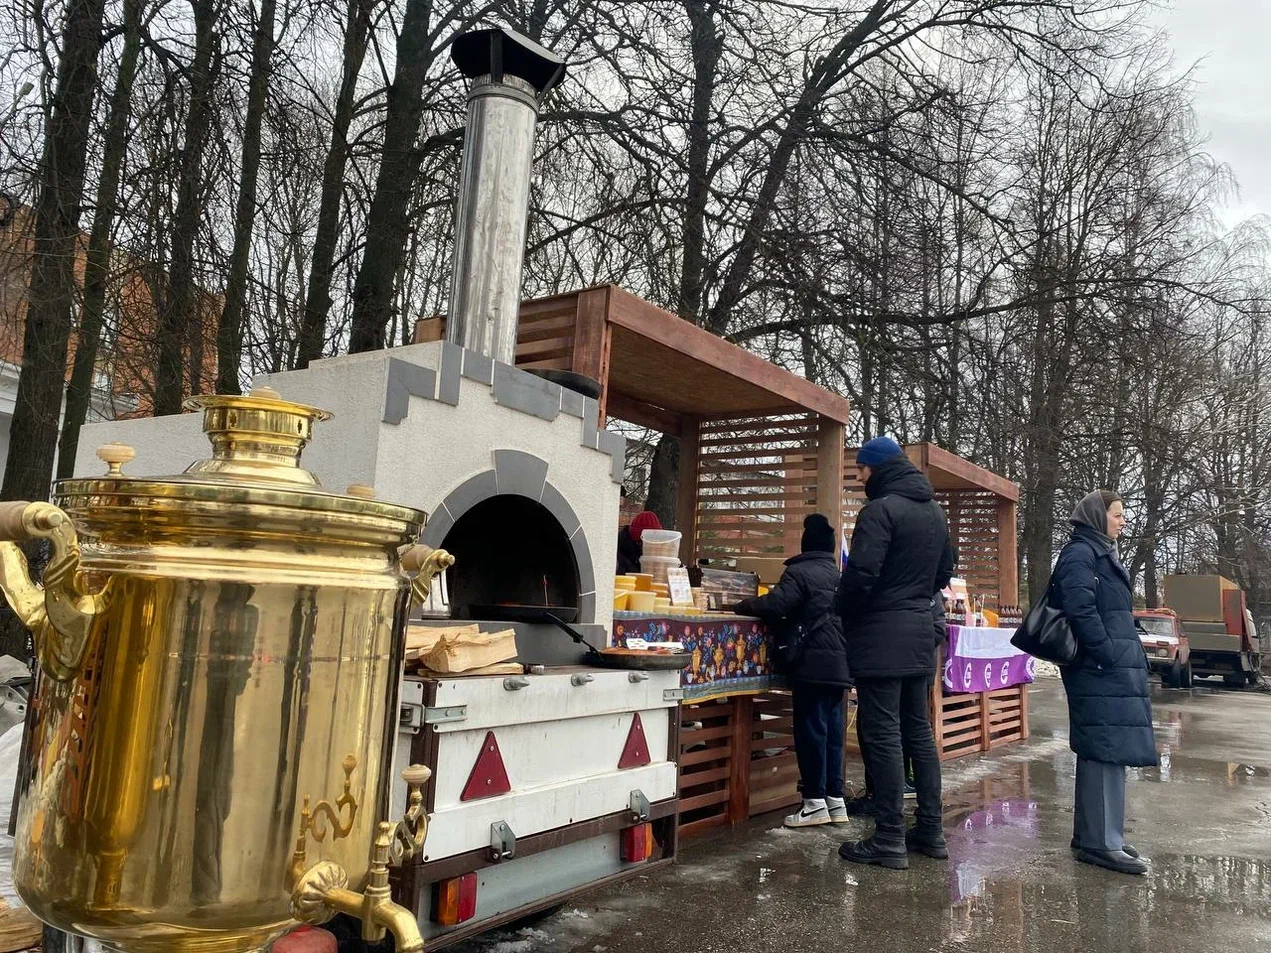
[621,823,655,863]
[432,873,478,926]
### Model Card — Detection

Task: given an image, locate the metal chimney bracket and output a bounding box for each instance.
[629,790,651,823]
[490,821,517,862]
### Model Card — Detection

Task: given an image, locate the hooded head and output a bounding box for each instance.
[1070,490,1122,546]
[800,513,836,554]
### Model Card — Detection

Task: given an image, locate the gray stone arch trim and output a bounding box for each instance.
[421,458,597,623]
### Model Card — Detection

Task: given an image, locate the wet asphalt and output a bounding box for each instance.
[455,678,1271,953]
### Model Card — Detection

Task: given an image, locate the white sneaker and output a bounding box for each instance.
[826,796,849,824]
[784,798,831,828]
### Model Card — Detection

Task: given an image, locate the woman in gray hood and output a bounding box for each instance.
[1051,490,1157,875]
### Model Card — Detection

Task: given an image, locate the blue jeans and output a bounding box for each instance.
[792,683,846,800]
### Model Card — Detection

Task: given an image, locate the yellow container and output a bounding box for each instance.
[614,575,637,591]
[627,591,656,612]
[631,573,654,592]
[653,597,672,612]
[613,591,630,611]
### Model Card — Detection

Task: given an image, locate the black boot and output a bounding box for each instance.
[1071,838,1139,859]
[1075,848,1148,875]
[838,837,909,870]
[905,827,949,859]
[843,794,876,816]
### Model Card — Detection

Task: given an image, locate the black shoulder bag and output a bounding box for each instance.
[1010,569,1078,666]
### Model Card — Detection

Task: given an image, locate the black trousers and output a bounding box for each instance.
[791,683,845,800]
[854,676,942,845]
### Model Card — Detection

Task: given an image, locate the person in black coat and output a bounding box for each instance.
[835,438,953,869]
[735,514,850,828]
[1053,490,1156,875]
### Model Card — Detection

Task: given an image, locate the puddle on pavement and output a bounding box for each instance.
[1146,749,1271,784]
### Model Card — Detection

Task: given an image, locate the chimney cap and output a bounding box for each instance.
[451,26,566,95]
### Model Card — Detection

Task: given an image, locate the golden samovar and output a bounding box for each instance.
[0,387,452,953]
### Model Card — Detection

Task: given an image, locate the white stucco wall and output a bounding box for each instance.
[72,343,621,635]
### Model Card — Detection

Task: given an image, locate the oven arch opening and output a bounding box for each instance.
[441,494,581,621]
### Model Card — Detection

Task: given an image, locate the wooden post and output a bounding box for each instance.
[727,695,754,824]
[930,647,945,755]
[816,418,845,530]
[676,415,701,564]
[572,287,611,422]
[998,499,1019,608]
[1019,683,1030,740]
[980,690,992,752]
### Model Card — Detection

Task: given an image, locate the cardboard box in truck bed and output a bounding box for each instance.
[1163,575,1240,623]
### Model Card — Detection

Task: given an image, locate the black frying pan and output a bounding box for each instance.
[541,612,691,672]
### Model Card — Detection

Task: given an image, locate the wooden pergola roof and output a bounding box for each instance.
[580,286,851,428]
[900,442,1020,503]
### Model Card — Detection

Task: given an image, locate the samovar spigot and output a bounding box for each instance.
[291,764,432,953]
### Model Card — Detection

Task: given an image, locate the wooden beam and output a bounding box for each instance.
[605,286,851,425]
[676,415,701,563]
[571,286,608,381]
[921,443,1021,502]
[412,315,445,344]
[816,418,845,530]
[998,499,1019,607]
[605,391,684,438]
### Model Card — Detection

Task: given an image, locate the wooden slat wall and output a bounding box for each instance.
[694,414,820,560]
[842,472,1005,609]
[514,297,578,371]
[941,489,1003,609]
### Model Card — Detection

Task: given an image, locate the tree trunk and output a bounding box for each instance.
[643,434,680,531]
[153,0,220,415]
[346,0,435,354]
[676,0,720,325]
[295,0,372,368]
[216,0,277,394]
[2,0,106,500]
[57,0,142,479]
[0,0,107,658]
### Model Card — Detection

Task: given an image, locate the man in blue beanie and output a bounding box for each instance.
[837,437,953,870]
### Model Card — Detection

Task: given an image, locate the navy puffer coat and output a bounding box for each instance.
[1052,525,1157,767]
[735,552,849,688]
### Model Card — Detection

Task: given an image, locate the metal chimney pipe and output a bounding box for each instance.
[446,28,566,365]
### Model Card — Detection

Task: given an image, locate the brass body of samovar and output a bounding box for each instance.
[0,388,452,953]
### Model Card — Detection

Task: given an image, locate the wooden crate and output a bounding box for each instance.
[677,699,736,838]
[748,692,800,817]
[932,674,1030,761]
[678,691,802,835]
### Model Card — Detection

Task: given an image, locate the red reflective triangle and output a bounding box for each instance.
[461,731,511,801]
[618,712,651,769]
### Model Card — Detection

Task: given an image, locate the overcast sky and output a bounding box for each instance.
[1154,1,1271,229]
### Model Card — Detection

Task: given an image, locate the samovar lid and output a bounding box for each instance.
[55,386,426,543]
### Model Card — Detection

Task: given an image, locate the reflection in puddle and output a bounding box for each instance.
[1142,748,1271,785]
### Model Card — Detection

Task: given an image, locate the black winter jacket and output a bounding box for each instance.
[837,457,954,679]
[735,551,849,687]
[616,527,642,575]
[1053,526,1157,767]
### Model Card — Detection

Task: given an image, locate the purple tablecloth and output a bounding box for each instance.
[943,625,1036,695]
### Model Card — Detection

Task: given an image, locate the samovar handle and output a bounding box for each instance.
[0,500,106,681]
